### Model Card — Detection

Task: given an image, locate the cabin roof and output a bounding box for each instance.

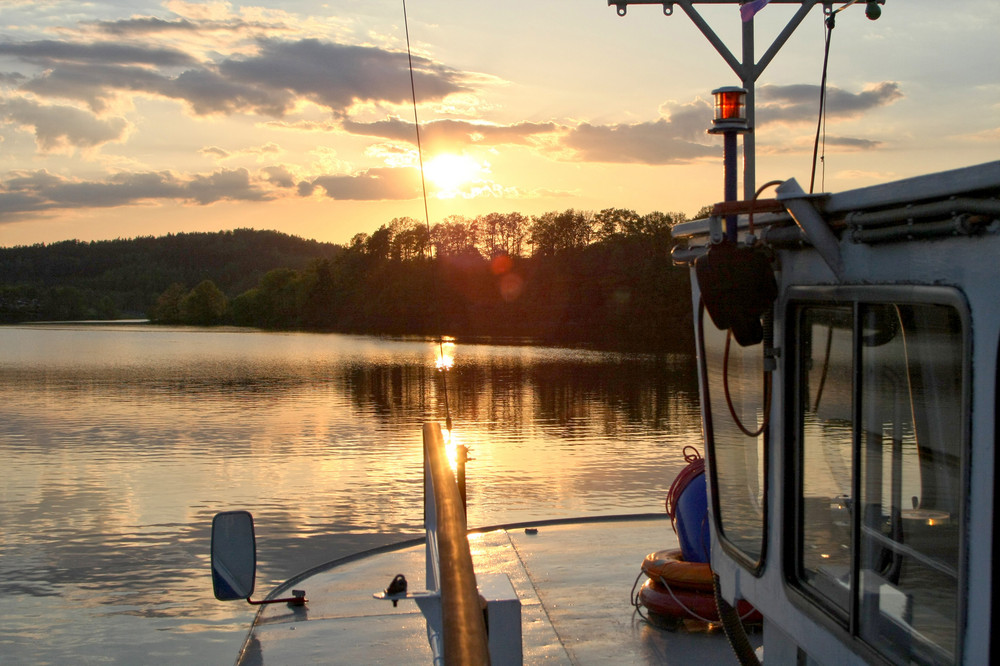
[671,160,1000,256]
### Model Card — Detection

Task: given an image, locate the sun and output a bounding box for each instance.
[423,153,483,193]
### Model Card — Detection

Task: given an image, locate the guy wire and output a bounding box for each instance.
[402,0,453,432]
[812,1,861,193]
[810,13,834,194]
[402,0,431,239]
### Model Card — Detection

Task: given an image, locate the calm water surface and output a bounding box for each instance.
[0,324,701,664]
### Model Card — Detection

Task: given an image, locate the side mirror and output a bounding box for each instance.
[211,510,257,601]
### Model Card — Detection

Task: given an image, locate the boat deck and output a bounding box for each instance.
[235,517,760,664]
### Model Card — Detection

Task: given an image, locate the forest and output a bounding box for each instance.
[0,229,340,321]
[0,208,697,353]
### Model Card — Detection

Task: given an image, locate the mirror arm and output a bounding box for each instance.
[246,589,307,606]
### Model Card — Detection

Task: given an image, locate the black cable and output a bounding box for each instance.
[713,573,762,666]
[402,1,454,433]
[810,14,835,194]
[402,0,431,239]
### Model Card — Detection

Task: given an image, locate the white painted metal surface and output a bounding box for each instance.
[676,160,1000,664]
[234,518,759,665]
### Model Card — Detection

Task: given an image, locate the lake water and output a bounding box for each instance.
[0,324,702,664]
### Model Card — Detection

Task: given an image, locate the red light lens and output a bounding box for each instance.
[716,91,744,120]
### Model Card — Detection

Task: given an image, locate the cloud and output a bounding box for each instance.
[0,168,274,220]
[0,40,197,67]
[186,168,268,204]
[260,166,296,188]
[200,146,230,159]
[0,161,425,220]
[19,63,168,112]
[955,126,1000,142]
[834,169,895,181]
[1,34,472,118]
[562,100,716,165]
[219,39,468,112]
[90,17,204,37]
[0,97,129,151]
[342,117,558,150]
[87,15,298,41]
[0,73,27,85]
[307,166,421,200]
[169,67,294,116]
[758,82,903,124]
[262,119,338,132]
[821,136,884,150]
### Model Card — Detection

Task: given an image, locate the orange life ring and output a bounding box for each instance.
[638,578,762,624]
[641,549,715,593]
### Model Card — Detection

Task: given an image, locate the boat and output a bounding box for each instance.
[672,157,1000,665]
[210,2,1000,663]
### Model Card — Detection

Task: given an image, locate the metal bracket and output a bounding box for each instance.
[609,1,674,17]
[373,589,440,606]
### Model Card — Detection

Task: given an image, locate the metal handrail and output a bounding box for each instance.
[423,422,491,665]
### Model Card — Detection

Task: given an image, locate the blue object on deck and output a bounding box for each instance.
[675,472,711,563]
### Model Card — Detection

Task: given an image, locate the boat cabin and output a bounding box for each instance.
[671,161,1000,664]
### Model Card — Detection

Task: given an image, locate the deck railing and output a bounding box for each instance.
[422,422,491,664]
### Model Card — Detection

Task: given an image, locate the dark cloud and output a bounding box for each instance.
[261,166,296,188]
[342,117,558,149]
[0,168,274,220]
[308,167,421,200]
[758,82,902,123]
[1,36,469,119]
[187,168,269,205]
[559,84,900,165]
[559,99,718,165]
[166,67,294,116]
[0,98,128,150]
[564,120,714,164]
[16,58,293,116]
[821,136,884,150]
[200,146,230,159]
[90,17,204,36]
[0,40,196,67]
[220,39,467,112]
[0,163,425,220]
[91,16,289,37]
[20,63,168,112]
[563,121,713,165]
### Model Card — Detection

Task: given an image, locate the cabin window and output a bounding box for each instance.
[700,304,767,567]
[794,297,965,665]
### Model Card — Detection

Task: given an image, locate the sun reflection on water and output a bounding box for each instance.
[435,341,455,371]
[443,426,458,472]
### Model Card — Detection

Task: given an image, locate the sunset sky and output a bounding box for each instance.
[0,1,997,247]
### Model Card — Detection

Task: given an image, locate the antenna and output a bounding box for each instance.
[402,0,454,434]
[402,0,432,240]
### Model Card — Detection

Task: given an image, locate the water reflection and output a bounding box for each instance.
[0,324,701,664]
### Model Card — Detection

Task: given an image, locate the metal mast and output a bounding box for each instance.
[608,1,854,201]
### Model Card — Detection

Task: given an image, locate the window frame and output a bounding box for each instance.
[784,285,971,665]
[697,299,768,575]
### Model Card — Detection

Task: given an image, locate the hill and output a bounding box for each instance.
[0,229,341,320]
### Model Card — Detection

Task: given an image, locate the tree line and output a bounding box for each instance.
[146,208,695,352]
[0,229,340,321]
[0,208,698,352]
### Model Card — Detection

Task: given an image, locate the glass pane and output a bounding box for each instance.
[798,305,854,615]
[702,314,765,562]
[858,304,962,664]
